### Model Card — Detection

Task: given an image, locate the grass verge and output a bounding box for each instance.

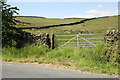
[2,43,119,75]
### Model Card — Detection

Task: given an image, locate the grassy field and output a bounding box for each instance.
[15,16,84,27]
[17,16,118,35]
[18,16,118,47]
[2,43,119,75]
[2,16,118,76]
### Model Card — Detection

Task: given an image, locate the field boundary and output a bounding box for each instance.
[16,18,97,29]
[16,16,114,30]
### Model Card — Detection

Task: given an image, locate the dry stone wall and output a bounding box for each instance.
[103,30,119,63]
[104,30,120,44]
[32,33,51,48]
[22,31,52,48]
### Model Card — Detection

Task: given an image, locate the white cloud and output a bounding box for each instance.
[64,9,118,18]
[85,9,110,15]
[114,10,118,15]
[85,9,118,16]
[85,10,97,13]
[64,14,98,18]
[97,4,103,8]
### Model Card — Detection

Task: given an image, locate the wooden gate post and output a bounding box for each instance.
[51,33,54,49]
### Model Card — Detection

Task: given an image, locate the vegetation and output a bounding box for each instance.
[15,16,84,27]
[1,2,119,76]
[2,43,119,75]
[15,16,118,34]
[2,1,19,47]
[1,2,31,48]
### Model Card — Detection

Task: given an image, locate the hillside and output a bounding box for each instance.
[15,16,118,34]
[15,16,84,27]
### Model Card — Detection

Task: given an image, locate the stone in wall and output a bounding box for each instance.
[32,33,51,48]
[104,30,120,44]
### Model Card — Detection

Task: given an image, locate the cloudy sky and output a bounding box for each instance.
[8,2,118,18]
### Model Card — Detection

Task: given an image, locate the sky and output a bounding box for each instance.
[8,2,119,18]
[7,0,120,2]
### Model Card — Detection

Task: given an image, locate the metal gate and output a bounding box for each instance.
[55,34,104,48]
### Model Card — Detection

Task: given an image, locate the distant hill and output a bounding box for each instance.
[15,16,84,27]
[15,16,118,34]
[64,18,85,19]
[15,16,46,18]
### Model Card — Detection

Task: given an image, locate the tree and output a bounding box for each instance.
[1,1,32,48]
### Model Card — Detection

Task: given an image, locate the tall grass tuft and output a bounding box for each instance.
[47,43,104,61]
[2,44,50,60]
[2,42,119,75]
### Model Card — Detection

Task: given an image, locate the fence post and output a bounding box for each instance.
[51,33,54,49]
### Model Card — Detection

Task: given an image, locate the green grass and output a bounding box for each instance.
[15,16,84,27]
[2,44,50,60]
[3,16,118,75]
[2,43,119,75]
[22,16,118,34]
